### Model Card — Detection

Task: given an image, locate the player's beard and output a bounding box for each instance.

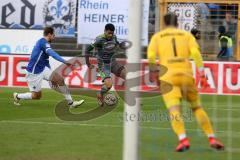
[48,37,53,43]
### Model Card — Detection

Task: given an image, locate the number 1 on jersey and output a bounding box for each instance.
[172,38,177,57]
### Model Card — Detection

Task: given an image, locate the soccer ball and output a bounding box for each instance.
[104,93,118,106]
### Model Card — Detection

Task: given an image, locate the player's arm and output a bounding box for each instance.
[46,48,70,65]
[188,34,204,71]
[190,47,204,72]
[85,44,94,68]
[147,34,159,83]
[85,38,100,69]
[189,35,209,87]
[44,43,70,66]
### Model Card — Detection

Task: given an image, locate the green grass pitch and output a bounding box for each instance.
[0,87,239,160]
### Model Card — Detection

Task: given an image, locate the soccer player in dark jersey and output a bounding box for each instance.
[13,27,84,108]
[85,23,126,106]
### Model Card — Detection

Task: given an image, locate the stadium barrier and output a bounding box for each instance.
[1,55,240,95]
[159,0,240,60]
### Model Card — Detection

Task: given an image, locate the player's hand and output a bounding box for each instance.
[199,70,210,88]
[87,64,95,69]
[149,70,159,84]
[200,76,210,88]
[64,62,79,71]
[65,62,74,67]
[51,80,59,89]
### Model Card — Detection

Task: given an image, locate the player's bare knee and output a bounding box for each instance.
[52,73,64,85]
[57,74,65,85]
[104,78,113,89]
[31,92,41,100]
[106,82,112,89]
[32,94,41,100]
[57,78,65,86]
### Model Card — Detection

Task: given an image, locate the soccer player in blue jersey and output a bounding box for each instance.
[13,27,84,108]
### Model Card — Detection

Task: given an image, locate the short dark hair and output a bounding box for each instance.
[164,13,178,26]
[191,28,200,35]
[218,26,226,34]
[43,27,54,36]
[105,23,115,31]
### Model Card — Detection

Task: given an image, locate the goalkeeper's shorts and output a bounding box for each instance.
[161,74,201,109]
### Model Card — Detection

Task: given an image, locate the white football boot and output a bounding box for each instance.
[13,92,20,106]
[68,100,85,109]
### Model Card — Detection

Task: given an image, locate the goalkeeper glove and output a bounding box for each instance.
[199,70,210,88]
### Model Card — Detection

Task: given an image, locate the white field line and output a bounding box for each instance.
[0,98,96,102]
[207,107,240,111]
[141,104,240,110]
[1,97,239,109]
[1,120,240,135]
[206,118,240,123]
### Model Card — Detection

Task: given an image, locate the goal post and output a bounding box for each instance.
[123,0,143,160]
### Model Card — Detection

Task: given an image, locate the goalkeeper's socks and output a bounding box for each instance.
[17,92,32,100]
[207,134,215,138]
[193,107,214,136]
[178,134,187,141]
[169,110,186,139]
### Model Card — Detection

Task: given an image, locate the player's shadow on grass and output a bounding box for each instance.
[55,89,118,121]
[51,57,173,105]
[52,57,173,121]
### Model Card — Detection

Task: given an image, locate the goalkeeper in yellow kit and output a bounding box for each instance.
[147,13,224,152]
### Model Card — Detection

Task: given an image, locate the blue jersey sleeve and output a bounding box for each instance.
[42,40,66,63]
[46,49,66,63]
